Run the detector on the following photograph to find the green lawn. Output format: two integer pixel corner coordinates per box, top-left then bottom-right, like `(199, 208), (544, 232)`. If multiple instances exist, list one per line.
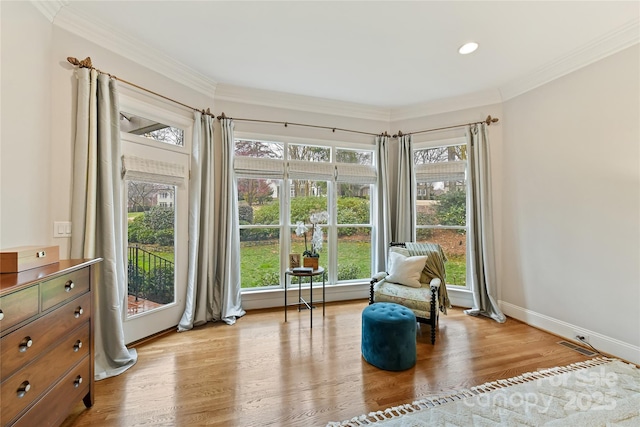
(239, 240), (465, 288)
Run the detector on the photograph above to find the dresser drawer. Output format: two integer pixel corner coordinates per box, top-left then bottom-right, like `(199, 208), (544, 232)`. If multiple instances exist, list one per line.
(0, 323), (90, 425)
(0, 285), (39, 334)
(1, 292), (91, 382)
(40, 268), (89, 311)
(12, 356), (91, 427)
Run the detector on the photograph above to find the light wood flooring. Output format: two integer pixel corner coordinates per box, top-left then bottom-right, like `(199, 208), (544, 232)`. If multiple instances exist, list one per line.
(61, 300), (595, 427)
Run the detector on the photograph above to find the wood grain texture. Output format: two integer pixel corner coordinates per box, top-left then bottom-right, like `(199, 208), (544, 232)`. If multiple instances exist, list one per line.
(61, 301), (594, 427)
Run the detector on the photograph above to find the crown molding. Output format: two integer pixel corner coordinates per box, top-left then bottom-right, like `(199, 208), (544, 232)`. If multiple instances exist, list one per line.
(500, 17), (640, 102)
(215, 84), (391, 122)
(30, 0), (68, 22)
(52, 6), (217, 97)
(389, 89), (503, 122)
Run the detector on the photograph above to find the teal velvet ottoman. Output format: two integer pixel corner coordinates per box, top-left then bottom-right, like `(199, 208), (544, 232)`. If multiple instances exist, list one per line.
(361, 302), (416, 371)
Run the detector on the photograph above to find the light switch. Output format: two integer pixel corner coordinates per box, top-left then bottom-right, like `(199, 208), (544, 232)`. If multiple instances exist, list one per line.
(54, 221), (72, 238)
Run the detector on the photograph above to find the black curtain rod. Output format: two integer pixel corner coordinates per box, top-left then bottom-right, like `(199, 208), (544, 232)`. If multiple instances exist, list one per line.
(216, 112), (382, 137)
(217, 112), (499, 139)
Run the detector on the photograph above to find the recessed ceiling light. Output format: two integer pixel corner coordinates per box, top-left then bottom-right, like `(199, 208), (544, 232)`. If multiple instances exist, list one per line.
(458, 42), (479, 55)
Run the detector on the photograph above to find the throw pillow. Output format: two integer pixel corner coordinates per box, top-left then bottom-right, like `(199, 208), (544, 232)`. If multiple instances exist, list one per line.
(386, 251), (428, 288)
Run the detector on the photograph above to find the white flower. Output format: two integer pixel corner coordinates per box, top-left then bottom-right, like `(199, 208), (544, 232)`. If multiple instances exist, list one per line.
(295, 221), (308, 236)
(311, 226), (323, 253)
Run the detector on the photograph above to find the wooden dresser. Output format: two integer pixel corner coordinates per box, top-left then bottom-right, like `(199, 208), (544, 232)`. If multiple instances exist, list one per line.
(0, 259), (101, 427)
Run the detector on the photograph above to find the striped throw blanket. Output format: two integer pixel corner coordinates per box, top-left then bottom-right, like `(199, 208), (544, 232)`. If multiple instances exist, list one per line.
(406, 242), (450, 314)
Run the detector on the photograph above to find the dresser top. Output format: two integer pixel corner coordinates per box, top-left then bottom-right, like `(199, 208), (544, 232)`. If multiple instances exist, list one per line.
(0, 259), (102, 295)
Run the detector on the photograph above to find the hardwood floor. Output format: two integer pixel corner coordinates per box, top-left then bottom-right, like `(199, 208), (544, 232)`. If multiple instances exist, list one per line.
(61, 300), (595, 427)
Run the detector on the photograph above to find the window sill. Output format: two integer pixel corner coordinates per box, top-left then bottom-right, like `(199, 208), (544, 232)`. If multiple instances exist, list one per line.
(241, 281), (369, 311)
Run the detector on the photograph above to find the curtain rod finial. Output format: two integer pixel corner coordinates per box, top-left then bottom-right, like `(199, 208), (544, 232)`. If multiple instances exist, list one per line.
(67, 56), (93, 68)
(485, 115), (499, 125)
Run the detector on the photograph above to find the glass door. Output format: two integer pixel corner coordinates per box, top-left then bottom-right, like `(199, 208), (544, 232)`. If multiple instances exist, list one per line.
(120, 109), (190, 343)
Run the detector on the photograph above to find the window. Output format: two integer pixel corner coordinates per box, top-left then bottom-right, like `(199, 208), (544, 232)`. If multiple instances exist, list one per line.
(235, 138), (376, 289)
(119, 91), (191, 344)
(414, 139), (468, 287)
(120, 112), (184, 146)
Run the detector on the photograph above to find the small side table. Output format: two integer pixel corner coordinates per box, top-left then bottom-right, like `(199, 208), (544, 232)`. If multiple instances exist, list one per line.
(284, 267), (325, 328)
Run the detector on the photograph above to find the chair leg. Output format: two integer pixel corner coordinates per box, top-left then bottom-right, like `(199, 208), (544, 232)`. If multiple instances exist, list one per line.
(431, 321), (436, 344)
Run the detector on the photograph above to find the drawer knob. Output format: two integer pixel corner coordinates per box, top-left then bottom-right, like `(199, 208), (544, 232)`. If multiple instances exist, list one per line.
(19, 336), (33, 352)
(0, 309), (4, 321)
(74, 307), (84, 318)
(17, 381), (31, 398)
(65, 280), (75, 292)
(74, 376), (83, 388)
(73, 340), (83, 352)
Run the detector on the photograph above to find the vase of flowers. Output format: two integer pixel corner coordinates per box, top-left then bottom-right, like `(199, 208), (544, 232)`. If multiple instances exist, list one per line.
(295, 211), (329, 269)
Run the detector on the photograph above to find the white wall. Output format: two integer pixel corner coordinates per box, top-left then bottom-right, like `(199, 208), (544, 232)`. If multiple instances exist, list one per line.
(0, 1), (53, 248)
(500, 45), (640, 363)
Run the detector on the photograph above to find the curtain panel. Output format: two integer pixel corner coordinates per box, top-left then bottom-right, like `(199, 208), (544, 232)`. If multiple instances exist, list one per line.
(464, 124), (505, 323)
(374, 135), (391, 271)
(395, 134), (415, 242)
(70, 68), (137, 380)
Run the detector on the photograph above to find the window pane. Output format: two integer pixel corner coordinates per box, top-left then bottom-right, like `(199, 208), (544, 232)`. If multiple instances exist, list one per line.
(235, 139), (284, 159)
(336, 227), (371, 281)
(416, 228), (466, 286)
(414, 145), (466, 166)
(288, 144), (330, 162)
(120, 112), (184, 146)
(238, 178), (279, 223)
(336, 148), (373, 165)
(337, 191), (370, 224)
(127, 181), (176, 316)
(416, 188), (466, 226)
(239, 229), (280, 288)
(290, 180), (328, 223)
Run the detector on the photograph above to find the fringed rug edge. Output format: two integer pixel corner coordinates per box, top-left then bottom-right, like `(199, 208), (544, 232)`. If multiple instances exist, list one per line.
(327, 357), (623, 427)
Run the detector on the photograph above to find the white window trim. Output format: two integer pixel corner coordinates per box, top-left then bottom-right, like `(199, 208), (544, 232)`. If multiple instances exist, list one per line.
(412, 136), (470, 291)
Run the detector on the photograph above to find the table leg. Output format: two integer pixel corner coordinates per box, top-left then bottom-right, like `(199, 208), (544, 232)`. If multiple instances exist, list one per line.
(284, 273), (287, 322)
(310, 275), (313, 329)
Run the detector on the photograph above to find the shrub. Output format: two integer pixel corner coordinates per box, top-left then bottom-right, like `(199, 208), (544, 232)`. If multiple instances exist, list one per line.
(435, 190), (466, 227)
(258, 271), (280, 287)
(337, 263), (360, 281)
(238, 204), (253, 224)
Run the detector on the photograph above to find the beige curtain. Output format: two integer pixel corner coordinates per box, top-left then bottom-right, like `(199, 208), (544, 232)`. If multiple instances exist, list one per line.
(70, 68), (137, 379)
(179, 116), (245, 329)
(178, 112), (215, 330)
(464, 124), (505, 323)
(374, 135), (391, 271)
(395, 134), (415, 242)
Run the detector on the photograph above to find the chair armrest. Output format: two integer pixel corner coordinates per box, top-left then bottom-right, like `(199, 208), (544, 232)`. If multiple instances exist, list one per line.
(429, 278), (441, 290)
(369, 272), (388, 305)
(371, 272), (388, 283)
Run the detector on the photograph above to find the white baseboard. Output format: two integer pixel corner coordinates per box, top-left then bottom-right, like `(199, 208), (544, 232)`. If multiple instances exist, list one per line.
(499, 301), (640, 365)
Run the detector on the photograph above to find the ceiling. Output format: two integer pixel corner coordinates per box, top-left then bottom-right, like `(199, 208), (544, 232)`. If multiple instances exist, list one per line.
(54, 1), (639, 109)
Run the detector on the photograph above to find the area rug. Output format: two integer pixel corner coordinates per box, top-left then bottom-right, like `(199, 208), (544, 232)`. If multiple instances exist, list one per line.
(328, 358), (640, 426)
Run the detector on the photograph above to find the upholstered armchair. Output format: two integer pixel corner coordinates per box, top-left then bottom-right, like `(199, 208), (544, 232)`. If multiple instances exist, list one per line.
(369, 242), (450, 344)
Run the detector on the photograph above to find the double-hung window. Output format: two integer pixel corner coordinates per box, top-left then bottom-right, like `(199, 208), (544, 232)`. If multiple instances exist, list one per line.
(234, 137), (376, 289)
(413, 137), (468, 287)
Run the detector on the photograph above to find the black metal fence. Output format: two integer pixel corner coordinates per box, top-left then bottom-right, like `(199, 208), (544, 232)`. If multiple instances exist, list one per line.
(127, 245), (175, 305)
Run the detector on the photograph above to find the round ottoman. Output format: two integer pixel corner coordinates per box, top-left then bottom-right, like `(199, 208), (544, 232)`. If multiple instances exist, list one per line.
(361, 302), (416, 371)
